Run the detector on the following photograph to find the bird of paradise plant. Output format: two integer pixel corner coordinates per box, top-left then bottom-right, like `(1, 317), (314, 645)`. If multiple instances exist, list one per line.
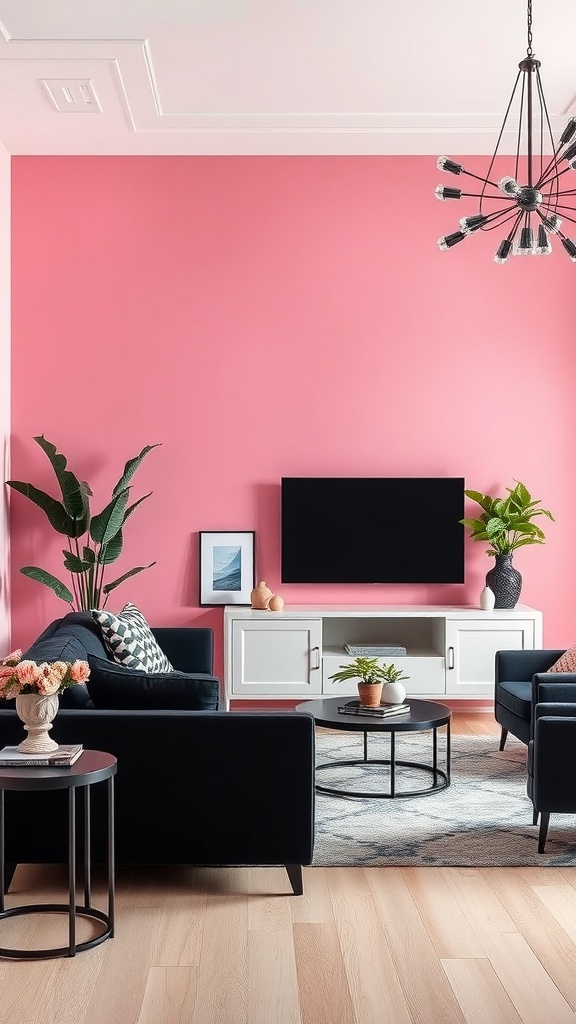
(6, 435), (159, 610)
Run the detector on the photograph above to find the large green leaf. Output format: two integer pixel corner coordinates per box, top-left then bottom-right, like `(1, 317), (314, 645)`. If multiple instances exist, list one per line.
(112, 445), (160, 497)
(20, 566), (74, 604)
(6, 481), (78, 536)
(62, 550), (93, 573)
(34, 435), (90, 529)
(123, 492), (152, 523)
(90, 489), (129, 546)
(97, 531), (123, 565)
(103, 562), (156, 594)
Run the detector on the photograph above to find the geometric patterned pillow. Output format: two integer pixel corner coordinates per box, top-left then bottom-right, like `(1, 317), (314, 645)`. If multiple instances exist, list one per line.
(548, 644), (576, 673)
(92, 603), (173, 673)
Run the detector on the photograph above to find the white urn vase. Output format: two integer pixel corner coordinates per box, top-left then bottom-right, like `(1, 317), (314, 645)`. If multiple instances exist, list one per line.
(15, 693), (60, 753)
(381, 681), (407, 705)
(479, 585), (496, 611)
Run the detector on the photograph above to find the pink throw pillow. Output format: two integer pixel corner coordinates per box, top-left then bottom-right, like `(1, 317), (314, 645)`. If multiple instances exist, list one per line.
(548, 645), (576, 673)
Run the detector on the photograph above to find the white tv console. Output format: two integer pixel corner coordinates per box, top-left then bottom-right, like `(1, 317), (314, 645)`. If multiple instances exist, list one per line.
(223, 604), (542, 706)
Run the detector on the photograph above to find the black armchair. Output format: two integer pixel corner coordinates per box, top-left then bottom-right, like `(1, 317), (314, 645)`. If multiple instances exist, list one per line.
(494, 649), (569, 748)
(527, 699), (576, 852)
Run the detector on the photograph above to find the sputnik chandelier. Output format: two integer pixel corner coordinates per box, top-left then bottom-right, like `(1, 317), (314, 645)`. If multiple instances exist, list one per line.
(436, 0), (576, 263)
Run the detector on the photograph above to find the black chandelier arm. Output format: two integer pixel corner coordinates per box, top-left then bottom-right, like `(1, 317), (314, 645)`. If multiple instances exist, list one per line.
(480, 69), (523, 204)
(540, 207), (576, 225)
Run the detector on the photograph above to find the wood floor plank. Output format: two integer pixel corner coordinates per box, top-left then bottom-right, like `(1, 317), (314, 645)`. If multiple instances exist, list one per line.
(403, 867), (486, 958)
(442, 958), (523, 1024)
(136, 967), (199, 1024)
(293, 921), (356, 1024)
(248, 929), (302, 1024)
(482, 869), (576, 1011)
(364, 868), (466, 1023)
(330, 894), (413, 1024)
(289, 867), (334, 925)
(442, 867), (517, 935)
(532, 883), (576, 946)
(190, 891), (248, 1024)
(479, 930), (575, 1024)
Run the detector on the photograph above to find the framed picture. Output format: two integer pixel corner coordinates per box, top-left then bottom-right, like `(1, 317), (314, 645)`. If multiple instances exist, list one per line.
(199, 531), (255, 606)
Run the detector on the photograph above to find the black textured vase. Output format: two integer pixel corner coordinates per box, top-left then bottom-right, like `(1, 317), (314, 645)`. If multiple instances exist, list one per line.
(485, 554), (522, 609)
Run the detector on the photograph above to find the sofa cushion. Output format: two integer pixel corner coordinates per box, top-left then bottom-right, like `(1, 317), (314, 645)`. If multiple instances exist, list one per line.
(548, 645), (576, 674)
(22, 611), (109, 709)
(93, 604), (173, 673)
(86, 656), (219, 710)
(496, 679), (532, 720)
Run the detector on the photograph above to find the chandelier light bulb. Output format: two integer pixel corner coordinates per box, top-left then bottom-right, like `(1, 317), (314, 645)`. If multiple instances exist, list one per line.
(540, 213), (562, 233)
(435, 186), (462, 200)
(459, 214), (488, 234)
(534, 225), (552, 255)
(494, 239), (513, 264)
(499, 177), (521, 196)
(559, 117), (576, 145)
(437, 156), (463, 175)
(437, 231), (466, 251)
(561, 237), (576, 262)
(514, 227), (535, 255)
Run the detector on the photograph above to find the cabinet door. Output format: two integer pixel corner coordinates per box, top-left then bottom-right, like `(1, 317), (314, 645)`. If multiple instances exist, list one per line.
(231, 619), (322, 696)
(445, 619), (535, 696)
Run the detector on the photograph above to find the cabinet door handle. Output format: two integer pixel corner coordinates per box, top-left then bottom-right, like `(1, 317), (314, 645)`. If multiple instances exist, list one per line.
(310, 646), (320, 670)
(447, 646), (455, 670)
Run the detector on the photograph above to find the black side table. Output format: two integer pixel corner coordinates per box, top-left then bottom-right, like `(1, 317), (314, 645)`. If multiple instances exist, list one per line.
(0, 750), (117, 959)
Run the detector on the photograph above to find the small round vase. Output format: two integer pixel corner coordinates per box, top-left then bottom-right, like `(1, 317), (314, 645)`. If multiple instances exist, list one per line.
(485, 554), (522, 609)
(479, 585), (496, 611)
(15, 693), (60, 753)
(357, 681), (384, 707)
(381, 681), (407, 705)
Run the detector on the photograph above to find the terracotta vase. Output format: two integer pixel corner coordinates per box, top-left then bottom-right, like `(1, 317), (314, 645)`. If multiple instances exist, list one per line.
(15, 693), (60, 753)
(357, 681), (384, 707)
(250, 582), (273, 609)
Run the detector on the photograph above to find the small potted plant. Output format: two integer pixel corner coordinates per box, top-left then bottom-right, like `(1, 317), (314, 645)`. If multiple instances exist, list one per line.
(329, 656), (409, 707)
(380, 663), (410, 704)
(460, 479), (554, 608)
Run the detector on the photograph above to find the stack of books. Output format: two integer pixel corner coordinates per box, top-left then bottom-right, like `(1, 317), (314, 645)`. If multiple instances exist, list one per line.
(338, 700), (410, 718)
(0, 744), (84, 767)
(343, 643), (407, 657)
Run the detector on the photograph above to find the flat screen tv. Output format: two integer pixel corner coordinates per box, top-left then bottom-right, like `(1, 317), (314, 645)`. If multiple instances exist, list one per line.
(281, 477), (465, 584)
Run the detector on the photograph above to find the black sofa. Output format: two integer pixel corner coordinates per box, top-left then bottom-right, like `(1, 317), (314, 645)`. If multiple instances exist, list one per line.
(494, 648), (567, 747)
(0, 612), (316, 895)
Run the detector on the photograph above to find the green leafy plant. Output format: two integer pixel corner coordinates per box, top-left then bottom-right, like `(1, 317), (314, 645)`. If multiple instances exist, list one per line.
(6, 435), (160, 610)
(329, 656), (409, 686)
(460, 479), (554, 557)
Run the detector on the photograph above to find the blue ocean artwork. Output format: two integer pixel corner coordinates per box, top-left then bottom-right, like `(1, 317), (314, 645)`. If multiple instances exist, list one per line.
(212, 545), (242, 591)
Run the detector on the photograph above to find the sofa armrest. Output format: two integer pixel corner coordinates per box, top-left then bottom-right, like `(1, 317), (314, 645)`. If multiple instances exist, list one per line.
(151, 627), (214, 674)
(532, 706), (576, 811)
(495, 649), (565, 685)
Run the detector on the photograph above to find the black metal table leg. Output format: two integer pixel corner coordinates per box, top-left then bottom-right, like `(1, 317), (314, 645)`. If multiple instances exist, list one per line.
(68, 786), (76, 956)
(108, 776), (115, 936)
(433, 727), (438, 787)
(390, 731), (396, 798)
(0, 790), (4, 914)
(84, 786), (91, 909)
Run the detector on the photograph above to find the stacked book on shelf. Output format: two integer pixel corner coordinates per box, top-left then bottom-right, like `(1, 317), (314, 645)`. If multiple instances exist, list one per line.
(0, 744), (84, 767)
(338, 700), (410, 718)
(343, 643), (407, 657)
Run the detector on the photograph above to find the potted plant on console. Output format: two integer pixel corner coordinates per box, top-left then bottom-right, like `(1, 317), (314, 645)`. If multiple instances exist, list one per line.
(460, 479), (554, 609)
(329, 657), (410, 707)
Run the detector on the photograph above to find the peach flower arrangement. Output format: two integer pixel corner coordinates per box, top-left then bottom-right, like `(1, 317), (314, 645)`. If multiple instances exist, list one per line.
(0, 649), (90, 698)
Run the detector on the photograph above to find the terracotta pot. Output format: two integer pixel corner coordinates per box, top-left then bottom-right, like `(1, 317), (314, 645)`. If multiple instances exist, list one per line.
(357, 681), (384, 707)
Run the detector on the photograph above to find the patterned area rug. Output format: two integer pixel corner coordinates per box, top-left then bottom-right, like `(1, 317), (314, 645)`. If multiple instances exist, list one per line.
(313, 729), (576, 866)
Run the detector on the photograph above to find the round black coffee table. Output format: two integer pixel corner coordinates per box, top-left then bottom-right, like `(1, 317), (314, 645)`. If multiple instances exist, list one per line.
(295, 697), (451, 799)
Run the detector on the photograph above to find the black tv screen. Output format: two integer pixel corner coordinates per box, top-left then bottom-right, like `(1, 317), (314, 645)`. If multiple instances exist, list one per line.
(281, 477), (465, 584)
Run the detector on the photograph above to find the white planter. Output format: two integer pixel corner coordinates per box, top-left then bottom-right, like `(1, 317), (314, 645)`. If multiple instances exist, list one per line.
(479, 586), (496, 611)
(381, 681), (407, 705)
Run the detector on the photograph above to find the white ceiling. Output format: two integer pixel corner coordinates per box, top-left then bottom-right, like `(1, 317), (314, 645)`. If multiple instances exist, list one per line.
(0, 0), (574, 156)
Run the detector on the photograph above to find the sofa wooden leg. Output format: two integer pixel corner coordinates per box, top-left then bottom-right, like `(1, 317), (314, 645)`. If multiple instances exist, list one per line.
(538, 813), (550, 854)
(499, 727), (509, 751)
(285, 864), (303, 895)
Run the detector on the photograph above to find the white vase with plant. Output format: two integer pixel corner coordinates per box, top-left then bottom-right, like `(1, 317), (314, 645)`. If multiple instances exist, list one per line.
(379, 663), (410, 704)
(329, 656), (410, 708)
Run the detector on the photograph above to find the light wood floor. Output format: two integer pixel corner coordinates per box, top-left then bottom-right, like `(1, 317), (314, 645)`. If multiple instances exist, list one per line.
(2, 714), (576, 1024)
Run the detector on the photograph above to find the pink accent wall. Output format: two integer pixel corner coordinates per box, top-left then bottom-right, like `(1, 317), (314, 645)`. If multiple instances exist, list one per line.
(9, 156), (576, 676)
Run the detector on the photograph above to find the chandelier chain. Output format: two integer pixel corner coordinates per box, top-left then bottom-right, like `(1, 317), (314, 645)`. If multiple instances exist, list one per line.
(527, 0), (533, 55)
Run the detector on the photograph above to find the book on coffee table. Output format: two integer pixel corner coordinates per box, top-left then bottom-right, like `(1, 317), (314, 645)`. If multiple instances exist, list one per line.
(337, 700), (410, 718)
(0, 744), (83, 767)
